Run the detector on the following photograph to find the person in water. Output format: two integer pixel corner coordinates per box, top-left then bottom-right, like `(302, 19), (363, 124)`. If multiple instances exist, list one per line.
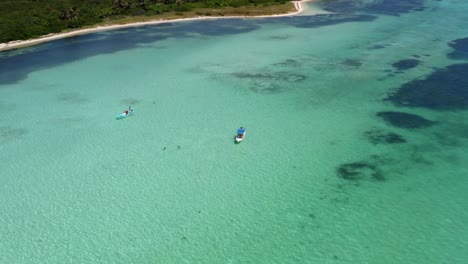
(124, 106), (133, 115)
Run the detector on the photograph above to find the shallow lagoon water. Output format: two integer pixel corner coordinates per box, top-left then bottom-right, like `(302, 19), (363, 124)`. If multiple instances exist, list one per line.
(1, 0), (468, 263)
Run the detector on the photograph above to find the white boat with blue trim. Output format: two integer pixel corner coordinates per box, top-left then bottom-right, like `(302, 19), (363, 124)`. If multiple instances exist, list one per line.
(234, 127), (246, 143)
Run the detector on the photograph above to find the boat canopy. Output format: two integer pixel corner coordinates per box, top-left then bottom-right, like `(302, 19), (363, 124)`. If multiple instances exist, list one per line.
(237, 128), (245, 134)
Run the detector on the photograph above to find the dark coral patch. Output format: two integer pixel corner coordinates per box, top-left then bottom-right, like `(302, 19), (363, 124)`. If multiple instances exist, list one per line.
(0, 102), (15, 112)
(232, 72), (306, 82)
(268, 35), (290, 40)
(363, 0), (426, 16)
(272, 59), (301, 67)
(365, 129), (406, 144)
(341, 59), (362, 68)
(188, 19), (260, 36)
(316, 0), (362, 13)
(263, 0), (423, 32)
(368, 44), (386, 50)
(317, 0), (426, 16)
(385, 64), (468, 110)
(249, 85), (282, 94)
(120, 98), (141, 105)
(377, 111), (436, 129)
(261, 13), (377, 29)
(296, 14), (377, 28)
(337, 162), (384, 181)
(391, 59), (420, 71)
(447, 37), (468, 59)
(0, 19), (260, 85)
(230, 70), (306, 94)
(0, 127), (28, 144)
(57, 93), (88, 104)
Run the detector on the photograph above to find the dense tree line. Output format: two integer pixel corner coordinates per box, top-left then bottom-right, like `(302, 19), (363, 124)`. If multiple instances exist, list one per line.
(0, 0), (287, 43)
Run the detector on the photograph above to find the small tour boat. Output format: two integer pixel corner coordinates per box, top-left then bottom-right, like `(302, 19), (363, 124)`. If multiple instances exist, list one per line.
(234, 127), (246, 143)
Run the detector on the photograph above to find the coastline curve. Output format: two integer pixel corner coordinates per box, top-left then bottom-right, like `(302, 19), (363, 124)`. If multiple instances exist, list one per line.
(0, 0), (315, 52)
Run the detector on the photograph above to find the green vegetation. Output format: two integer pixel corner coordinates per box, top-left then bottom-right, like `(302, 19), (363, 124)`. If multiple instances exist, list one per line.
(0, 0), (293, 43)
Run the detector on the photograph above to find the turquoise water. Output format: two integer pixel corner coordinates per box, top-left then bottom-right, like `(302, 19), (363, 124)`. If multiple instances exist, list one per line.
(1, 0), (468, 263)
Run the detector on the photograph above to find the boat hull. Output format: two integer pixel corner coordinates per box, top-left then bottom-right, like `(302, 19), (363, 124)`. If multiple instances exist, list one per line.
(234, 131), (246, 143)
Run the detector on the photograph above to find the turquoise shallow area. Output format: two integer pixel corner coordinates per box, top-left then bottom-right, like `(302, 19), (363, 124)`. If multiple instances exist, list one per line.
(1, 0), (468, 263)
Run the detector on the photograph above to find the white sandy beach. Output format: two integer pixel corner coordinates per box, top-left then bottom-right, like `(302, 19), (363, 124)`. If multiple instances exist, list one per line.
(0, 0), (323, 52)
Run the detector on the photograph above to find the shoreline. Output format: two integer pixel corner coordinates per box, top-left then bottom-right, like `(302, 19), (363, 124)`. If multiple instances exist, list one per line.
(0, 0), (313, 52)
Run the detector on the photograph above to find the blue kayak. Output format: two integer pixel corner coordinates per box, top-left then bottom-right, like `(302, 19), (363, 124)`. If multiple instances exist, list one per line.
(116, 109), (134, 120)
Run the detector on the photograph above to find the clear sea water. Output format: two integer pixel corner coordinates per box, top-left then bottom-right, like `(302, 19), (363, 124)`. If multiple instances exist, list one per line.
(1, 0), (468, 263)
